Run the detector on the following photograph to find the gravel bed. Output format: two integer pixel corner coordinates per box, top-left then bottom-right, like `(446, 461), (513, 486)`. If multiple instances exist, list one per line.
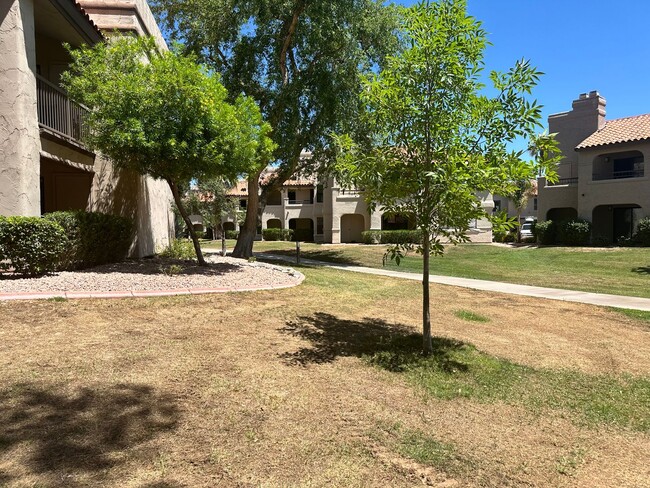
(0, 256), (303, 294)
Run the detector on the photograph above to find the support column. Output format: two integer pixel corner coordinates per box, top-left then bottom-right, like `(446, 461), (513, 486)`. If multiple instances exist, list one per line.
(0, 0), (40, 216)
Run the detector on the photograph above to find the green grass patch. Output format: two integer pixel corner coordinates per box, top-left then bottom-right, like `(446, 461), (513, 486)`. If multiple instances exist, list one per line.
(365, 334), (650, 432)
(209, 240), (650, 299)
(611, 308), (650, 323)
(454, 310), (489, 323)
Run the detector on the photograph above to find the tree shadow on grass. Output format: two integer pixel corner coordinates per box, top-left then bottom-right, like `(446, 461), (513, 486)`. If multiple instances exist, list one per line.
(0, 383), (179, 480)
(631, 266), (650, 274)
(279, 312), (467, 373)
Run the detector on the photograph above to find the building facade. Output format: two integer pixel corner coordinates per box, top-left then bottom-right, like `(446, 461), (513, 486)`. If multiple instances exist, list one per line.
(223, 170), (495, 244)
(0, 0), (174, 256)
(537, 91), (650, 243)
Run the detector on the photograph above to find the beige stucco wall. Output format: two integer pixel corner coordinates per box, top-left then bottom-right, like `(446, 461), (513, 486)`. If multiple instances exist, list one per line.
(0, 0), (41, 216)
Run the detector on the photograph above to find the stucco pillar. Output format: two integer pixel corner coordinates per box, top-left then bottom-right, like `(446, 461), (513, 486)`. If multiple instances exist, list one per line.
(0, 0), (41, 216)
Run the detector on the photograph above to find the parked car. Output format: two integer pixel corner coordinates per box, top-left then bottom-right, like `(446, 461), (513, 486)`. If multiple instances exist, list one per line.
(520, 218), (536, 239)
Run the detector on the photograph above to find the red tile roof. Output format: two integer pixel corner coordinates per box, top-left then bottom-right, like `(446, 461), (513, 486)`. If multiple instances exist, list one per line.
(226, 173), (316, 196)
(576, 114), (650, 150)
(71, 0), (104, 38)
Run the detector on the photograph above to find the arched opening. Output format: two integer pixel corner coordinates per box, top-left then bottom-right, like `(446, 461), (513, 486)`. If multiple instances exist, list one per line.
(266, 218), (282, 229)
(592, 204), (642, 244)
(223, 222), (236, 232)
(592, 150), (644, 181)
(341, 214), (365, 243)
(289, 218), (314, 241)
(381, 213), (414, 230)
(546, 207), (578, 222)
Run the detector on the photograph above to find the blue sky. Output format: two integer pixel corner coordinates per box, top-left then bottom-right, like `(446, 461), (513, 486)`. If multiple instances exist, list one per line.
(398, 0), (650, 128)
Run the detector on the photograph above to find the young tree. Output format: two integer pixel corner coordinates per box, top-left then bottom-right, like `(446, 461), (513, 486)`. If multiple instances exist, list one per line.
(179, 178), (238, 239)
(333, 0), (558, 355)
(152, 0), (400, 257)
(62, 37), (274, 265)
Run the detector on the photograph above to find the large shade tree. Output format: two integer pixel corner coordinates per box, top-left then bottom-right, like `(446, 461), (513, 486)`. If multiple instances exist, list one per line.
(152, 0), (400, 257)
(334, 0), (558, 354)
(62, 37), (274, 264)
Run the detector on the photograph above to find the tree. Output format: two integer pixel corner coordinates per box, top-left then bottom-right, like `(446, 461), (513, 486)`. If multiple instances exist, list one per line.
(152, 0), (400, 257)
(62, 37), (274, 265)
(510, 179), (536, 242)
(178, 178), (238, 239)
(333, 0), (558, 355)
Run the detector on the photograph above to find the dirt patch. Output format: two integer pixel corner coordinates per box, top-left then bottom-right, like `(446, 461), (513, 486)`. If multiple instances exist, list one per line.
(0, 267), (648, 486)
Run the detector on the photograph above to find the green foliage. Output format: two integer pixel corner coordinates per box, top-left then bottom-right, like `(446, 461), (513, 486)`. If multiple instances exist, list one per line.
(634, 217), (650, 246)
(62, 37), (275, 264)
(159, 239), (196, 260)
(262, 228), (293, 241)
(0, 216), (68, 276)
(361, 230), (423, 245)
(225, 230), (240, 240)
(557, 219), (592, 246)
(332, 0), (557, 353)
(44, 211), (133, 269)
(535, 220), (556, 245)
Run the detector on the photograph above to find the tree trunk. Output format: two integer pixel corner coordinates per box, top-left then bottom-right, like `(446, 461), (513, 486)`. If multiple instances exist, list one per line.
(167, 179), (207, 266)
(517, 211), (522, 243)
(232, 172), (261, 259)
(422, 237), (432, 355)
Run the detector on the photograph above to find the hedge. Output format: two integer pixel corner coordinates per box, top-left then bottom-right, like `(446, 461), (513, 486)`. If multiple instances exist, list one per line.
(225, 230), (239, 240)
(361, 229), (423, 245)
(0, 216), (68, 276)
(44, 210), (133, 269)
(263, 228), (293, 241)
(534, 220), (556, 245)
(635, 217), (650, 246)
(557, 219), (591, 246)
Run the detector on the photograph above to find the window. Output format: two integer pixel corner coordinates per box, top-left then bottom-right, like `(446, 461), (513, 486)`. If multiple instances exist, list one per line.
(494, 200), (501, 212)
(533, 198), (538, 211)
(316, 184), (324, 203)
(288, 190), (296, 203)
(317, 217), (324, 235)
(240, 199), (247, 208)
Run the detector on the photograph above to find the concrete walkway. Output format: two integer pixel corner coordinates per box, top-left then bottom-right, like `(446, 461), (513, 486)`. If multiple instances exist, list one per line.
(257, 253), (650, 312)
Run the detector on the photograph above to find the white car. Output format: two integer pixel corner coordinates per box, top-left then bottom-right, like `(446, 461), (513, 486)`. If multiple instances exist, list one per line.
(520, 219), (536, 239)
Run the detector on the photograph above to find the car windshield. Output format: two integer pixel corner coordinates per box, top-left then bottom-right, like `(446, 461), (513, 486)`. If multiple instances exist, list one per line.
(522, 223), (532, 230)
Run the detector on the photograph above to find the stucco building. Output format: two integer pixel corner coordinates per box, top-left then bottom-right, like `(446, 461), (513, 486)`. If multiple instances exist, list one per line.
(0, 0), (174, 256)
(222, 168), (494, 244)
(537, 91), (650, 243)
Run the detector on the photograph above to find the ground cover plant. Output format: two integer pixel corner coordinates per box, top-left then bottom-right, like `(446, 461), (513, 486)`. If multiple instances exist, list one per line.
(1, 266), (650, 486)
(208, 240), (650, 298)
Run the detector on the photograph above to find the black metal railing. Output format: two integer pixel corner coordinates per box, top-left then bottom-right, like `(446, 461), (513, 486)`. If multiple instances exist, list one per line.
(593, 167), (644, 181)
(36, 74), (89, 144)
(286, 199), (313, 205)
(547, 177), (578, 186)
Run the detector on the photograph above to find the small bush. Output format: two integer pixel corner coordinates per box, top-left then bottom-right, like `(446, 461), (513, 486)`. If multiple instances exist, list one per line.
(535, 220), (556, 245)
(263, 228), (293, 241)
(591, 234), (611, 247)
(361, 230), (422, 245)
(159, 239), (196, 260)
(0, 216), (68, 276)
(503, 232), (516, 243)
(634, 218), (650, 246)
(492, 229), (506, 243)
(225, 230), (239, 240)
(557, 219), (591, 246)
(44, 211), (133, 269)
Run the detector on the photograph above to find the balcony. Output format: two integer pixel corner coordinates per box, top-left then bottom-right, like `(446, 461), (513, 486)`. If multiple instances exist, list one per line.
(547, 177), (578, 186)
(593, 167), (644, 181)
(36, 74), (89, 145)
(285, 199), (313, 205)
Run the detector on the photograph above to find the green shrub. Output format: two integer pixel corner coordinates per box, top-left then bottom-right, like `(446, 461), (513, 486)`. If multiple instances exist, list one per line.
(634, 218), (650, 246)
(535, 220), (556, 245)
(492, 229), (506, 243)
(0, 216), (68, 276)
(263, 228), (293, 241)
(225, 230), (239, 240)
(361, 229), (422, 245)
(503, 232), (516, 243)
(159, 239), (196, 260)
(44, 211), (133, 269)
(557, 219), (591, 246)
(591, 235), (610, 247)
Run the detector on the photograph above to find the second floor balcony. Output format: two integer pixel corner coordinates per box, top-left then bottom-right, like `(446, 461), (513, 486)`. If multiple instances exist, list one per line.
(592, 151), (644, 182)
(36, 74), (90, 146)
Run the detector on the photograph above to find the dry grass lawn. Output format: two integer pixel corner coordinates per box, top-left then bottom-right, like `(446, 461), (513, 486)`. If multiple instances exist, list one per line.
(1, 266), (649, 487)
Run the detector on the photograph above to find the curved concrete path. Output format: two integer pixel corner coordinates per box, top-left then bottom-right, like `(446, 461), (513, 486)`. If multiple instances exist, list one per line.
(257, 253), (650, 312)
